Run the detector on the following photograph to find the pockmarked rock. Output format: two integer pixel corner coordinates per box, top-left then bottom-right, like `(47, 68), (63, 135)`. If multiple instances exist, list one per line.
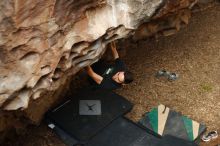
(0, 0), (208, 140)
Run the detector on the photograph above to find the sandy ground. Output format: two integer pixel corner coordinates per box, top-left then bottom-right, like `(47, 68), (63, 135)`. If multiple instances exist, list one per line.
(3, 3), (220, 146)
(118, 3), (220, 146)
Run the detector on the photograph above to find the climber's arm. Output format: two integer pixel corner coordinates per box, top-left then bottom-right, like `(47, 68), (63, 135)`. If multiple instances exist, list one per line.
(110, 41), (119, 59)
(86, 66), (103, 84)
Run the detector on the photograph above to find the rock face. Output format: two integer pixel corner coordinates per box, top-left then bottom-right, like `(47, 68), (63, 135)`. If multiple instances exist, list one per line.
(0, 0), (161, 111)
(0, 0), (198, 111)
(0, 0), (205, 139)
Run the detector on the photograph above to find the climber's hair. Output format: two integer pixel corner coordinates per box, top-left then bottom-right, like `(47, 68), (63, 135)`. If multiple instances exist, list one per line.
(124, 71), (134, 84)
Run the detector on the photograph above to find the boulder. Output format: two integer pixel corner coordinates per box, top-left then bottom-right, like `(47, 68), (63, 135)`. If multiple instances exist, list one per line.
(0, 0), (208, 140)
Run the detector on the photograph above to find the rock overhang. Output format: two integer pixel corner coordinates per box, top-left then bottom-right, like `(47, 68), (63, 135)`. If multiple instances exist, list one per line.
(0, 0), (205, 124)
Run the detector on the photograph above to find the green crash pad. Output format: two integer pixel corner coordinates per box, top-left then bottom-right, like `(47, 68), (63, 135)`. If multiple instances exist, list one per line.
(138, 104), (206, 142)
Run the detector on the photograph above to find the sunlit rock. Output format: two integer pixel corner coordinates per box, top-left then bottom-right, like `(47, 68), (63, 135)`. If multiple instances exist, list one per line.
(0, 0), (169, 110)
(0, 0), (207, 140)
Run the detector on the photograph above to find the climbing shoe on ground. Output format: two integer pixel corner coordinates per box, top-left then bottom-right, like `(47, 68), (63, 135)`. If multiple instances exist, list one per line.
(202, 131), (218, 142)
(156, 70), (170, 77)
(168, 73), (179, 81)
(156, 70), (179, 81)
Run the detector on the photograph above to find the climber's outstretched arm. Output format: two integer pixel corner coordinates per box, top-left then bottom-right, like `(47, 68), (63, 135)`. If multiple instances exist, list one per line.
(86, 66), (103, 84)
(110, 41), (119, 60)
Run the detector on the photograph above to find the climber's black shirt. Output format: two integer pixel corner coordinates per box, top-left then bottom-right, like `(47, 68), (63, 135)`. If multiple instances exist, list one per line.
(90, 58), (126, 90)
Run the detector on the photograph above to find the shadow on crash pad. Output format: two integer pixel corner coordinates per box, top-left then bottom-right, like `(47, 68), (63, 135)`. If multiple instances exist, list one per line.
(45, 88), (133, 144)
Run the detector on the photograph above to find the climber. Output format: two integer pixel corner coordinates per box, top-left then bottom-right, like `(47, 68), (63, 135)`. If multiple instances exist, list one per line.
(86, 41), (134, 90)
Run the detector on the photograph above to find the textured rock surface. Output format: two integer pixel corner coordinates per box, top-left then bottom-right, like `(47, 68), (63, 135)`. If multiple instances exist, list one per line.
(0, 0), (208, 140)
(0, 0), (199, 111)
(0, 0), (162, 111)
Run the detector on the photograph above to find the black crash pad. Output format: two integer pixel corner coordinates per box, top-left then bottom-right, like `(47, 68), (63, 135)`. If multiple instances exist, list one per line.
(155, 135), (198, 146)
(86, 117), (198, 146)
(47, 123), (78, 146)
(46, 89), (133, 144)
(86, 117), (160, 146)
